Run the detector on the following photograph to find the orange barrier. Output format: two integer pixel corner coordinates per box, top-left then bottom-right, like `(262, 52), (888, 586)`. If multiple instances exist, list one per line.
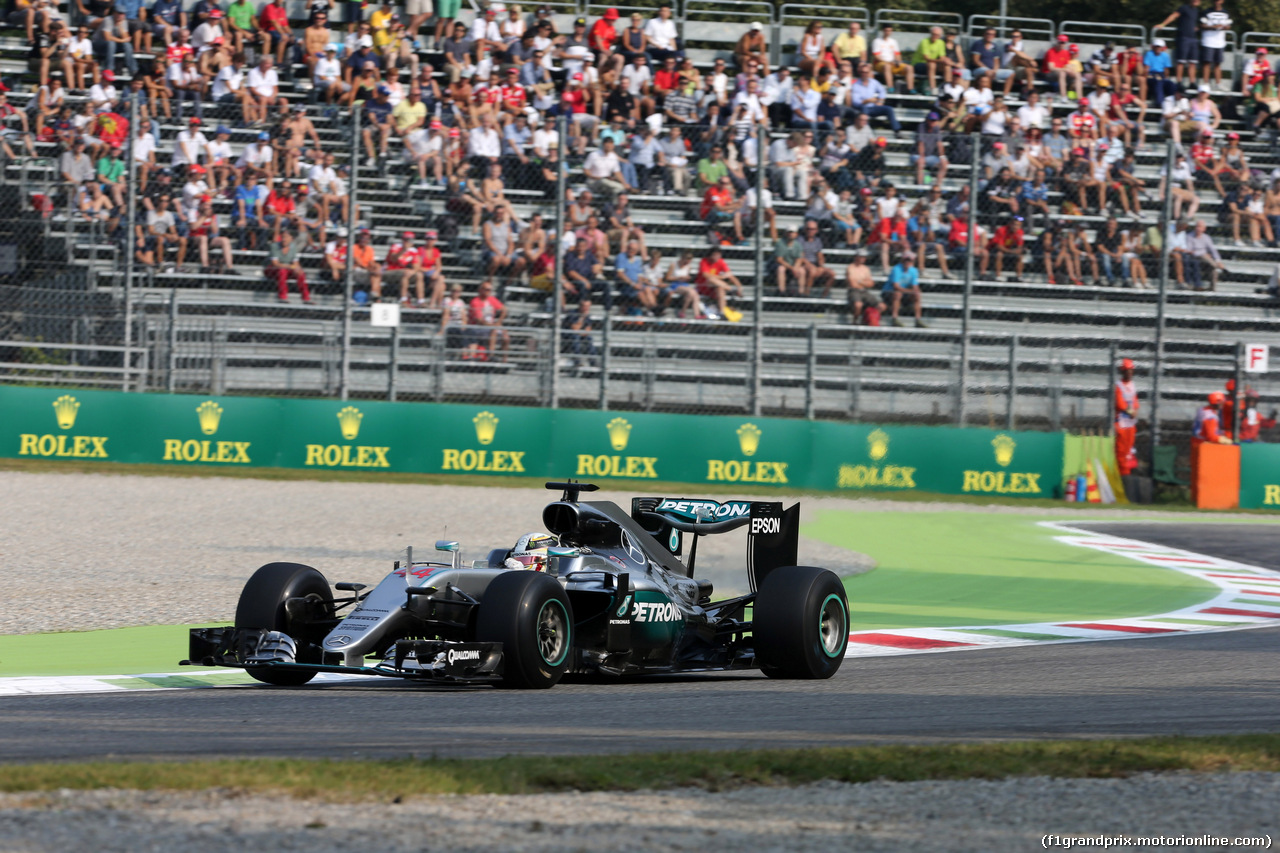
(1191, 443), (1241, 510)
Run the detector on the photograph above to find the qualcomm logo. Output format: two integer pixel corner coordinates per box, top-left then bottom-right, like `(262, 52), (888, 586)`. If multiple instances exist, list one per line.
(446, 648), (481, 665)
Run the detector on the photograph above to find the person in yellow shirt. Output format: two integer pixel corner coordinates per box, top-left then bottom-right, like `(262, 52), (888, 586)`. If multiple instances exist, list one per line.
(370, 0), (395, 50)
(831, 20), (867, 65)
(912, 25), (947, 95)
(391, 85), (427, 135)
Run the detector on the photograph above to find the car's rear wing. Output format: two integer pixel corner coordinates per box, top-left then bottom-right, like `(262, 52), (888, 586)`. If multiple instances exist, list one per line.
(631, 497), (799, 591)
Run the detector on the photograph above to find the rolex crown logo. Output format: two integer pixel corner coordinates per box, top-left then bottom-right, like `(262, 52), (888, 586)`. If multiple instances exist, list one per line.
(737, 423), (762, 457)
(606, 417), (632, 451)
(52, 395), (80, 430)
(337, 406), (363, 441)
(196, 400), (223, 435)
(992, 433), (1016, 467)
(867, 428), (889, 461)
(473, 410), (499, 445)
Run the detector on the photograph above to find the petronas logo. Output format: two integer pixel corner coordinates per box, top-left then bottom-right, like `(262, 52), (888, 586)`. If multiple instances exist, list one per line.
(736, 423), (761, 457)
(52, 395), (80, 429)
(196, 401), (223, 435)
(473, 411), (499, 445)
(992, 434), (1016, 467)
(867, 429), (889, 461)
(337, 406), (363, 441)
(606, 417), (632, 451)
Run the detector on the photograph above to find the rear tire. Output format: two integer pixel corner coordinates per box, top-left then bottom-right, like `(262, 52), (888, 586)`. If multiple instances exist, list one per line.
(753, 566), (848, 679)
(475, 571), (573, 689)
(235, 561), (333, 686)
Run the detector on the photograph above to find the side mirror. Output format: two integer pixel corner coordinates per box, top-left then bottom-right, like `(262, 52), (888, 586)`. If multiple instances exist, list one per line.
(435, 540), (461, 570)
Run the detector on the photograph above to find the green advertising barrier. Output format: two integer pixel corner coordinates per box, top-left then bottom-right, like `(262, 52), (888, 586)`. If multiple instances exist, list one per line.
(1238, 443), (1280, 509)
(0, 385), (1066, 498)
(809, 422), (1065, 497)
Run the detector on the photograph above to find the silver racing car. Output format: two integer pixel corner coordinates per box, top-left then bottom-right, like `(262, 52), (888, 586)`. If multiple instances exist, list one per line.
(183, 482), (850, 689)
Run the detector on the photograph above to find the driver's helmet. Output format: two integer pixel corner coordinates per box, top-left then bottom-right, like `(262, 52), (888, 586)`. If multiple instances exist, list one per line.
(505, 531), (558, 571)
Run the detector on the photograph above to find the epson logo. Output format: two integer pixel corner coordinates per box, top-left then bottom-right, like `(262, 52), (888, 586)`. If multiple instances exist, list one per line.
(446, 648), (481, 665)
(632, 601), (680, 623)
(751, 517), (781, 535)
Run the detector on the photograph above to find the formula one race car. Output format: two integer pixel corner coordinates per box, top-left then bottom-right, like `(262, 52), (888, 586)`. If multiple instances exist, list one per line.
(182, 482), (849, 689)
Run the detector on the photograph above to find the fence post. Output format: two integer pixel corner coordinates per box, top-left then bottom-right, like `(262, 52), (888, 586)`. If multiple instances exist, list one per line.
(805, 323), (816, 420)
(751, 122), (765, 416)
(167, 287), (178, 393)
(122, 95), (139, 392)
(387, 325), (400, 402)
(957, 132), (979, 426)
(1233, 341), (1245, 442)
(340, 106), (360, 401)
(1149, 138), (1175, 468)
(550, 113), (567, 409)
(599, 315), (611, 411)
(1006, 334), (1017, 430)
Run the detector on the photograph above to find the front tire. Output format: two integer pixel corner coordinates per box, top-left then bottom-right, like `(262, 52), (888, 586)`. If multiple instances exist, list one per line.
(235, 561), (333, 686)
(475, 571), (573, 689)
(753, 566), (848, 679)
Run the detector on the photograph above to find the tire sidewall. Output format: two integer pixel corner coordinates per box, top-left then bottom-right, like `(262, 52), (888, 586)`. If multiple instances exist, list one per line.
(754, 566), (848, 679)
(235, 561), (332, 686)
(476, 571), (574, 689)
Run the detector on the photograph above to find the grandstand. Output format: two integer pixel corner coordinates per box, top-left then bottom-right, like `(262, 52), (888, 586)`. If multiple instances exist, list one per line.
(1, 0), (1278, 448)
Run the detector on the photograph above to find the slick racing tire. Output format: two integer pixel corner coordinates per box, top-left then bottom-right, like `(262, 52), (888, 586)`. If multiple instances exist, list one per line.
(476, 570), (573, 689)
(753, 566), (848, 679)
(235, 562), (333, 686)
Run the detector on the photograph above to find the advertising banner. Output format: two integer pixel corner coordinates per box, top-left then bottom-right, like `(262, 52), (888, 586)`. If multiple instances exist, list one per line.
(1237, 443), (1280, 509)
(0, 385), (1066, 498)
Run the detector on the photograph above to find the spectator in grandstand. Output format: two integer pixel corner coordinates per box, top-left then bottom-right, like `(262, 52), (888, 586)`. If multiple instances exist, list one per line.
(734, 21), (767, 75)
(469, 279), (510, 360)
(245, 55), (287, 125)
(1144, 39), (1176, 108)
(796, 21), (830, 78)
(789, 75), (830, 133)
(831, 21), (868, 67)
(850, 63), (900, 135)
(380, 231), (425, 305)
(1094, 217), (1128, 285)
(224, 0), (264, 56)
(1187, 83), (1222, 138)
(843, 250), (882, 324)
(969, 28), (1012, 91)
(1158, 149), (1201, 219)
(1228, 182), (1274, 247)
(561, 297), (598, 365)
(1001, 29), (1038, 97)
(437, 281), (470, 348)
(883, 252), (924, 327)
(770, 226), (807, 295)
(983, 216), (1025, 283)
(1249, 71), (1280, 136)
(232, 169), (267, 247)
(795, 218), (836, 297)
(1193, 0), (1231, 88)
(256, 0), (294, 65)
(644, 4), (681, 63)
(906, 201), (950, 278)
(1154, 0), (1202, 86)
(189, 198), (235, 274)
(563, 235), (604, 307)
(984, 164), (1021, 217)
(1042, 35), (1077, 103)
(870, 24), (912, 94)
(98, 9), (137, 77)
(362, 84), (394, 165)
(266, 229), (311, 302)
(694, 246), (743, 321)
(767, 131), (807, 202)
(912, 26), (946, 95)
(59, 136), (94, 187)
(615, 236), (659, 314)
(482, 205), (525, 286)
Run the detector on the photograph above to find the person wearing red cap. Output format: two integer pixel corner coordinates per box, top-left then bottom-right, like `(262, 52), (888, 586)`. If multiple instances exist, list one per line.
(588, 8), (622, 76)
(383, 231), (427, 306)
(1042, 35), (1077, 103)
(1114, 358), (1140, 474)
(1193, 391), (1232, 445)
(1245, 48), (1273, 90)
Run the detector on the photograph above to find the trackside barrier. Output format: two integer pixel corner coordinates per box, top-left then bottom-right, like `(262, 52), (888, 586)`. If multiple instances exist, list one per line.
(0, 385), (1067, 497)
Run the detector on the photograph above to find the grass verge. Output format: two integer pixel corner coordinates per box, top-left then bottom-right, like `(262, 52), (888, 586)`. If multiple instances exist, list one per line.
(3, 735), (1280, 798)
(0, 456), (1213, 511)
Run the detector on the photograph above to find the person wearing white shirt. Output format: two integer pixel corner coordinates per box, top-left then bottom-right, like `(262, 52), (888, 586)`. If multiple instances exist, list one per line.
(788, 75), (824, 129)
(172, 120), (208, 167)
(642, 4), (680, 62)
(1016, 90), (1048, 130)
(313, 47), (346, 102)
(237, 132), (275, 173)
(532, 124), (559, 158)
(245, 57), (286, 124)
(132, 127), (156, 190)
(469, 9), (501, 60)
(468, 114), (502, 162)
(87, 80), (118, 112)
(621, 55), (651, 97)
(583, 137), (629, 197)
(212, 58), (244, 101)
(870, 25), (914, 91)
(731, 78), (765, 122)
(743, 185), (776, 240)
(205, 125), (234, 191)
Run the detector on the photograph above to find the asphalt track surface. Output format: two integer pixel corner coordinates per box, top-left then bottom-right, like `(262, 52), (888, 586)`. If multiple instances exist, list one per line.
(4, 522), (1278, 762)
